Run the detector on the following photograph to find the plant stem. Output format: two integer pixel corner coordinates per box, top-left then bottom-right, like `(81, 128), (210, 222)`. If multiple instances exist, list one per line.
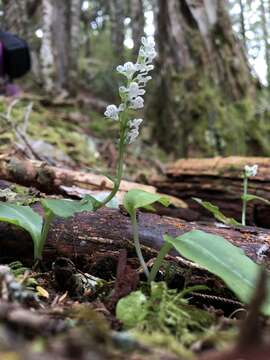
(36, 211), (54, 260)
(242, 174), (248, 226)
(98, 122), (126, 208)
(148, 242), (173, 283)
(131, 213), (150, 278)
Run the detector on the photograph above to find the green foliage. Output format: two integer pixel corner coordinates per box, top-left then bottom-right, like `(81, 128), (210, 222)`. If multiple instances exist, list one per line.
(193, 198), (240, 226)
(242, 194), (270, 205)
(0, 196), (99, 260)
(123, 189), (170, 278)
(123, 189), (170, 216)
(164, 230), (270, 315)
(0, 202), (43, 259)
(41, 197), (100, 218)
(116, 282), (214, 353)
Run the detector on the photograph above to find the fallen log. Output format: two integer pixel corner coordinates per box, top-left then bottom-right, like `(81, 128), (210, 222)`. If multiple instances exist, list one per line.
(0, 154), (156, 195)
(1, 207), (270, 272)
(152, 156), (270, 228)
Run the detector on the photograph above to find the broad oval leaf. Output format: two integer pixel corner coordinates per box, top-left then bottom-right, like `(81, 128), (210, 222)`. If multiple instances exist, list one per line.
(41, 197), (98, 218)
(193, 198), (240, 226)
(164, 230), (270, 315)
(0, 202), (42, 257)
(123, 189), (170, 216)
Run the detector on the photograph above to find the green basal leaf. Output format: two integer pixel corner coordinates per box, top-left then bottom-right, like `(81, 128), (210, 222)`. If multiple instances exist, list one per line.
(164, 230), (270, 315)
(116, 290), (147, 328)
(242, 194), (270, 205)
(41, 197), (98, 218)
(87, 192), (119, 208)
(0, 202), (43, 258)
(193, 198), (240, 226)
(123, 189), (170, 216)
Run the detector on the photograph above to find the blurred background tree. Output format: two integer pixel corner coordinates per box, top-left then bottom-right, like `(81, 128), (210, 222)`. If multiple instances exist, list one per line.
(0, 0), (270, 158)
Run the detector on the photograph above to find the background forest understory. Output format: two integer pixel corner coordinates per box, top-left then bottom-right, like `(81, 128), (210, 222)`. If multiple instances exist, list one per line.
(1, 0), (270, 160)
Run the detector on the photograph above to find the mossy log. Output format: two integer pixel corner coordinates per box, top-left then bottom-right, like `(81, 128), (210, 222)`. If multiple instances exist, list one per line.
(152, 156), (270, 228)
(1, 207), (270, 271)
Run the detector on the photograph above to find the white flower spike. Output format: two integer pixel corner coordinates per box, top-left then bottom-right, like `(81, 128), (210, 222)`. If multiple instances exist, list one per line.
(244, 164), (258, 177)
(104, 36), (156, 143)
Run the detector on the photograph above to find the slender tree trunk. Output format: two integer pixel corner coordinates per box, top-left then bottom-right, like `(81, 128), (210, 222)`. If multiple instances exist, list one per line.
(130, 0), (145, 57)
(40, 0), (55, 93)
(69, 0), (82, 85)
(51, 0), (70, 91)
(109, 0), (125, 61)
(239, 0), (247, 52)
(260, 0), (270, 86)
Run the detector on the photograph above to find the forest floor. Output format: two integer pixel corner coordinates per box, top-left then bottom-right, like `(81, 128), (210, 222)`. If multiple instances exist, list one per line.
(0, 94), (269, 360)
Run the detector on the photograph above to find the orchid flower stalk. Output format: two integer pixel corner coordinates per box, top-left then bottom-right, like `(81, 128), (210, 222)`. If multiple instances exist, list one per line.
(241, 164), (258, 226)
(99, 37), (157, 207)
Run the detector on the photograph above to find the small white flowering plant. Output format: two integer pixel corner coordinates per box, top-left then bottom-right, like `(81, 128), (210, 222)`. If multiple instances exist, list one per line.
(241, 164), (258, 225)
(101, 37), (157, 206)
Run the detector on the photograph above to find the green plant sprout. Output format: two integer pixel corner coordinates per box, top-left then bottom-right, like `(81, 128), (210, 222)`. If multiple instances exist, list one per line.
(0, 197), (99, 260)
(194, 164), (270, 227)
(123, 189), (170, 278)
(241, 164), (258, 225)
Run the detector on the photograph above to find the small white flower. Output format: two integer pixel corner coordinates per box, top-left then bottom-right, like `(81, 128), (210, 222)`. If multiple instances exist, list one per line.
(136, 74), (152, 86)
(120, 82), (145, 101)
(136, 63), (154, 73)
(245, 164), (258, 177)
(129, 118), (143, 128)
(128, 82), (145, 100)
(104, 104), (120, 120)
(116, 62), (138, 79)
(141, 36), (155, 49)
(130, 96), (144, 109)
(126, 128), (140, 144)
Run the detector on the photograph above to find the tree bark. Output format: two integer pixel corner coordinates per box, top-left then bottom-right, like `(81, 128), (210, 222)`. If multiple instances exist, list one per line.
(40, 0), (55, 93)
(109, 0), (125, 61)
(151, 0), (257, 156)
(1, 207), (269, 271)
(260, 0), (270, 86)
(69, 0), (82, 85)
(130, 0), (145, 57)
(152, 156), (270, 228)
(2, 0), (29, 38)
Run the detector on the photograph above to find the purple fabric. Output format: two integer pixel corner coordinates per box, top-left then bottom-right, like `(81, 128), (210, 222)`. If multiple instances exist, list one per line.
(5, 83), (20, 96)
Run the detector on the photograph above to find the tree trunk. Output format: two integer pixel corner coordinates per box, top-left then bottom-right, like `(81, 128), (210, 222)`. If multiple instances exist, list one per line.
(260, 0), (270, 86)
(239, 0), (247, 52)
(69, 0), (82, 86)
(109, 0), (125, 61)
(51, 0), (70, 91)
(130, 0), (145, 57)
(151, 0), (257, 156)
(40, 0), (55, 93)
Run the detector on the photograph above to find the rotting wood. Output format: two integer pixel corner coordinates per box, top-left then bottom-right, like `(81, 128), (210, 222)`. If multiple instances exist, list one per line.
(152, 156), (270, 227)
(0, 154), (156, 195)
(1, 207), (270, 272)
